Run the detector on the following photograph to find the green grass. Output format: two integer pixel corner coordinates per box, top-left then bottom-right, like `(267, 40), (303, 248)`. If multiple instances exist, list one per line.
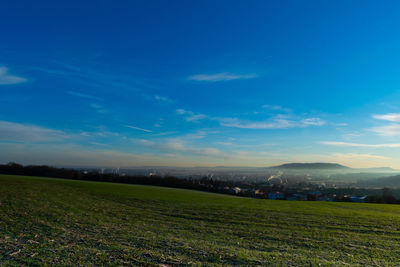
(1, 175), (400, 266)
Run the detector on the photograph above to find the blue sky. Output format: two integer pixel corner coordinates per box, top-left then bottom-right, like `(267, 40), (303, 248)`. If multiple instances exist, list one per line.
(2, 1), (400, 167)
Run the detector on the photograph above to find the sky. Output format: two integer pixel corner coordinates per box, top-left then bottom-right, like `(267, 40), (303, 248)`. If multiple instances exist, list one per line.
(2, 1), (400, 168)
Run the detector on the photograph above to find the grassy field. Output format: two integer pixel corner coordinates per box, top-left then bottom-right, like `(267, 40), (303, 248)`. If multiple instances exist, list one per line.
(1, 175), (400, 266)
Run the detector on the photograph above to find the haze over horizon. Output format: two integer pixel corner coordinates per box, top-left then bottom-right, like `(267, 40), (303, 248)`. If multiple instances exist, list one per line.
(2, 1), (400, 168)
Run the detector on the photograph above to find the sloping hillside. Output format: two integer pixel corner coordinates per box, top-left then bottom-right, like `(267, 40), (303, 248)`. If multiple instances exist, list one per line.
(1, 174), (400, 265)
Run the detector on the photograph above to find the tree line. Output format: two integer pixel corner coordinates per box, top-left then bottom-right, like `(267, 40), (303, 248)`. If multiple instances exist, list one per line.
(0, 162), (255, 194)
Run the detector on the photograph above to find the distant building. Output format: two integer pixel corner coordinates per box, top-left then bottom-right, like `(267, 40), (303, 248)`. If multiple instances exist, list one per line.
(268, 192), (285, 200)
(350, 196), (368, 203)
(247, 189), (264, 198)
(287, 193), (307, 201)
(228, 187), (241, 194)
(254, 189), (263, 195)
(317, 195), (333, 201)
(307, 191), (322, 201)
(308, 191), (321, 196)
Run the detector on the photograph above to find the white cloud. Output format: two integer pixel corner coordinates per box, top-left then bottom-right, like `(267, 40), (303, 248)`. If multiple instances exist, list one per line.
(151, 131), (178, 136)
(186, 114), (208, 122)
(333, 122), (348, 127)
(176, 109), (186, 115)
(133, 138), (224, 157)
(369, 113), (400, 135)
(177, 108), (325, 129)
(219, 118), (293, 129)
(262, 105), (291, 113)
(369, 124), (400, 136)
(332, 153), (389, 160)
(179, 130), (219, 140)
(154, 95), (174, 104)
(372, 113), (400, 122)
(164, 141), (186, 151)
(0, 121), (67, 142)
(123, 124), (153, 133)
(342, 132), (363, 140)
(89, 103), (108, 113)
(214, 141), (234, 146)
(136, 139), (156, 146)
(187, 72), (257, 82)
(176, 109), (207, 122)
(301, 118), (325, 126)
(321, 141), (400, 148)
(0, 67), (27, 85)
(219, 117), (325, 129)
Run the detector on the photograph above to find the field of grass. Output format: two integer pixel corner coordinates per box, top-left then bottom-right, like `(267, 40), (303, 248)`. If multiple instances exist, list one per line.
(1, 174), (400, 265)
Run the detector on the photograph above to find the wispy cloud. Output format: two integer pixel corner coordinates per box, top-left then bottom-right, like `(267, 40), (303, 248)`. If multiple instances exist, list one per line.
(174, 129), (220, 140)
(369, 124), (400, 136)
(301, 118), (325, 126)
(333, 122), (348, 127)
(342, 132), (363, 140)
(124, 124), (153, 133)
(219, 118), (292, 129)
(0, 121), (67, 143)
(368, 113), (400, 136)
(89, 103), (108, 113)
(372, 113), (400, 122)
(176, 109), (207, 122)
(187, 72), (257, 82)
(154, 95), (174, 104)
(150, 131), (178, 136)
(321, 141), (400, 148)
(67, 91), (102, 100)
(219, 117), (325, 129)
(262, 105), (291, 113)
(176, 108), (325, 129)
(0, 66), (27, 85)
(332, 153), (389, 160)
(134, 138), (224, 157)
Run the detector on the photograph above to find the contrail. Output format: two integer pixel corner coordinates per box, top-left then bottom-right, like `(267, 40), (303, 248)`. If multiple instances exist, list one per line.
(123, 124), (153, 133)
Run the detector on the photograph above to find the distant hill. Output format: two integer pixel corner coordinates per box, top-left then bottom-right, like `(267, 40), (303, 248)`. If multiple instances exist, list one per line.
(270, 163), (351, 170)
